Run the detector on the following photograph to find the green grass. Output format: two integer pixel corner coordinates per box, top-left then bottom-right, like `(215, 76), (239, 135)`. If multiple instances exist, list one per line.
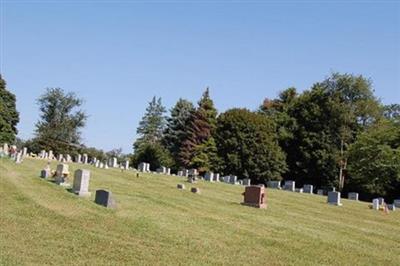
(0, 157), (399, 265)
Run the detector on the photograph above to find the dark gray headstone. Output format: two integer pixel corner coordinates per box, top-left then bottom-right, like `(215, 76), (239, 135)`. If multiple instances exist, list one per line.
(327, 191), (342, 206)
(348, 192), (359, 201)
(177, 184), (185, 189)
(95, 190), (116, 208)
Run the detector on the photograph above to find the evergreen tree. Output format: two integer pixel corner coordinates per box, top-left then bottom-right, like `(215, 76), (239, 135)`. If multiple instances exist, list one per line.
(0, 75), (19, 144)
(162, 98), (194, 168)
(179, 88), (218, 171)
(134, 96), (166, 151)
(34, 88), (86, 154)
(216, 108), (286, 183)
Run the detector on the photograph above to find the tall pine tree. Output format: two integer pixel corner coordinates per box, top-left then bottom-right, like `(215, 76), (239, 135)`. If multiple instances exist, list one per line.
(134, 96), (167, 151)
(0, 75), (19, 144)
(162, 98), (195, 168)
(179, 88), (218, 171)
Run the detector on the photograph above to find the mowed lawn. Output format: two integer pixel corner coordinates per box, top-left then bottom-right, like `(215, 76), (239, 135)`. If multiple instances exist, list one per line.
(0, 158), (399, 265)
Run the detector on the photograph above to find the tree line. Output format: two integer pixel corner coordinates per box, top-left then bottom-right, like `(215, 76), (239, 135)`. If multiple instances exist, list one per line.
(0, 73), (399, 201)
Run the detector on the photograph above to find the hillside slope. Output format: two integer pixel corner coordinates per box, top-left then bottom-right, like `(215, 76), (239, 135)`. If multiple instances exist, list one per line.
(0, 158), (399, 265)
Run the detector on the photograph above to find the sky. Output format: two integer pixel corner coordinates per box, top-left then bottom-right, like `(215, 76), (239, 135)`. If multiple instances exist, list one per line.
(1, 1), (399, 153)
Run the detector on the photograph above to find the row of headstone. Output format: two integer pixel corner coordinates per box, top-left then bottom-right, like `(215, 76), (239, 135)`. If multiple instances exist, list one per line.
(138, 162), (150, 172)
(204, 172), (220, 182)
(156, 166), (171, 175)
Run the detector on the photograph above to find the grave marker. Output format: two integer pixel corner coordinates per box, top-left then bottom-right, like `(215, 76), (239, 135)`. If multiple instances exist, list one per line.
(242, 185), (266, 209)
(73, 169), (91, 197)
(327, 191), (342, 206)
(95, 190), (116, 208)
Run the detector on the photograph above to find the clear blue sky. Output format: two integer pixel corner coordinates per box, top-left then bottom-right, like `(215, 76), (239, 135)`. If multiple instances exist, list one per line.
(1, 1), (399, 153)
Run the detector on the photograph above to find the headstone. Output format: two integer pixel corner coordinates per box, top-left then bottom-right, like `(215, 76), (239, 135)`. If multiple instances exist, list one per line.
(124, 160), (129, 170)
(214, 173), (220, 182)
(15, 152), (22, 164)
(394, 199), (400, 208)
(94, 190), (116, 208)
(303, 184), (313, 194)
(57, 154), (63, 162)
(267, 180), (281, 189)
(111, 157), (117, 168)
(55, 164), (69, 185)
(93, 157), (97, 164)
(76, 154), (82, 163)
(104, 163), (109, 169)
(48, 150), (54, 160)
(73, 169), (91, 197)
(157, 166), (167, 174)
(242, 185), (266, 209)
(66, 154), (72, 162)
(83, 154), (88, 164)
(243, 178), (251, 186)
(40, 150), (46, 159)
(177, 184), (185, 190)
(188, 169), (198, 177)
(378, 197), (385, 205)
(284, 180), (295, 192)
(229, 175), (237, 184)
(177, 170), (183, 176)
(40, 164), (51, 179)
(295, 188), (303, 193)
(22, 147), (28, 157)
(191, 187), (200, 194)
(387, 204), (396, 211)
(3, 143), (9, 155)
(372, 198), (380, 210)
(348, 192), (359, 201)
(138, 162), (150, 172)
(204, 172), (214, 182)
(327, 191), (342, 206)
(317, 189), (324, 195)
(182, 169), (188, 177)
(222, 176), (230, 183)
(95, 161), (100, 168)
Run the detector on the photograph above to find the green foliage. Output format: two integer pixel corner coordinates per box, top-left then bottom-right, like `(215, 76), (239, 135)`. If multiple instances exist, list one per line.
(134, 142), (173, 170)
(179, 88), (218, 170)
(34, 88), (87, 155)
(0, 75), (19, 144)
(162, 99), (194, 169)
(261, 73), (382, 189)
(134, 96), (166, 151)
(347, 119), (400, 201)
(215, 108), (286, 183)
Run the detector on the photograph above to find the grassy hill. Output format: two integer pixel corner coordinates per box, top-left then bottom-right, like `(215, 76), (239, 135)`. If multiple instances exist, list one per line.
(1, 157), (399, 265)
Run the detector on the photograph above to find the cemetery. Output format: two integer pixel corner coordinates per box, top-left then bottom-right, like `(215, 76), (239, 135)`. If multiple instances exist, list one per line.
(1, 3), (399, 265)
(0, 153), (399, 265)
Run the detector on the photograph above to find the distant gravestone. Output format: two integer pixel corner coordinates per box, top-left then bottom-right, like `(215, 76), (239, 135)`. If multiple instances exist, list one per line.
(66, 154), (72, 162)
(204, 172), (214, 182)
(48, 150), (54, 160)
(214, 173), (220, 182)
(348, 192), (359, 201)
(76, 154), (82, 163)
(267, 181), (281, 189)
(243, 178), (251, 186)
(73, 169), (91, 197)
(303, 184), (313, 194)
(124, 160), (129, 170)
(222, 176), (230, 183)
(295, 188), (303, 193)
(55, 164), (70, 185)
(22, 147), (28, 157)
(372, 198), (380, 210)
(327, 191), (342, 206)
(177, 184), (185, 190)
(191, 187), (200, 194)
(40, 168), (51, 179)
(57, 154), (63, 162)
(95, 190), (116, 208)
(15, 152), (22, 164)
(284, 181), (295, 192)
(138, 162), (150, 172)
(387, 204), (396, 211)
(177, 170), (183, 176)
(317, 189), (324, 195)
(83, 154), (88, 164)
(111, 157), (117, 168)
(394, 199), (400, 208)
(229, 175), (237, 184)
(377, 197), (385, 205)
(188, 169), (198, 177)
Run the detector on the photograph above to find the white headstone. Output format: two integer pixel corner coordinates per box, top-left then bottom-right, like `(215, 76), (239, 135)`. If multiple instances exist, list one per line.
(372, 198), (380, 210)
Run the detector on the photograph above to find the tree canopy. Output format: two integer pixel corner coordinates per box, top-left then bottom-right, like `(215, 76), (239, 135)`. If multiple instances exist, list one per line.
(0, 75), (19, 144)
